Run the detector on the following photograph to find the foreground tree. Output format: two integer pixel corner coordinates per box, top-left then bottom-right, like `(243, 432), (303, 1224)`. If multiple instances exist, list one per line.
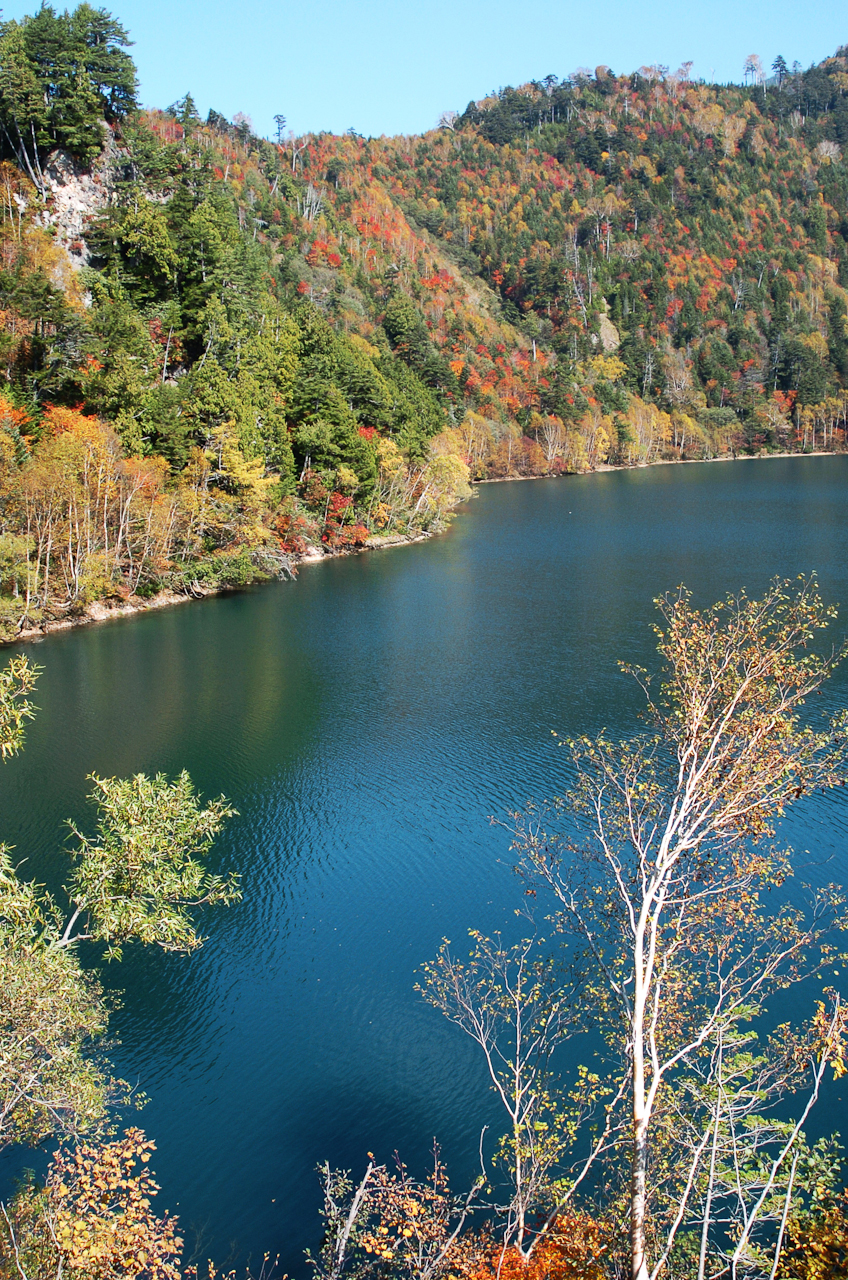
(62, 770), (239, 959)
(420, 934), (588, 1257)
(0, 1129), (182, 1280)
(307, 1150), (484, 1280)
(307, 1148), (608, 1280)
(427, 578), (848, 1278)
(0, 655), (239, 1152)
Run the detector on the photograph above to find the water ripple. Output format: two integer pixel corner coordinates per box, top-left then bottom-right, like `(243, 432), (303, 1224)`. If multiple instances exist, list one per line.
(2, 457), (848, 1272)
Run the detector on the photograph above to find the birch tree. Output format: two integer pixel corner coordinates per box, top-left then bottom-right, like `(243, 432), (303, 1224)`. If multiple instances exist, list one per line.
(420, 934), (587, 1257)
(508, 577), (848, 1279)
(424, 580), (848, 1278)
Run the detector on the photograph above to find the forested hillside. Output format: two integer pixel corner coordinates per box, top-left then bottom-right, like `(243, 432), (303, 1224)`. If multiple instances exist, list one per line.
(286, 53), (848, 470)
(0, 7), (847, 635)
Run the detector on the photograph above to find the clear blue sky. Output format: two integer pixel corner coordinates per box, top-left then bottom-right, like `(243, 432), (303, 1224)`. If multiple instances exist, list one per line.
(4, 0), (846, 138)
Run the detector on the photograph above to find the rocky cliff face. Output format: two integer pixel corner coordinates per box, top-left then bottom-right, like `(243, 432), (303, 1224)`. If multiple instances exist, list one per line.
(34, 128), (118, 269)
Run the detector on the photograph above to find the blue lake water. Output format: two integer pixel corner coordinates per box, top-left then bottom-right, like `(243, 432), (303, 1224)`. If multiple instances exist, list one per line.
(1, 456), (847, 1271)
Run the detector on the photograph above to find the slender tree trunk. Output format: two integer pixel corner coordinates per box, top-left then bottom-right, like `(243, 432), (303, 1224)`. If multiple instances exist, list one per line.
(768, 1153), (799, 1280)
(631, 930), (649, 1280)
(631, 1110), (649, 1278)
(697, 1049), (722, 1280)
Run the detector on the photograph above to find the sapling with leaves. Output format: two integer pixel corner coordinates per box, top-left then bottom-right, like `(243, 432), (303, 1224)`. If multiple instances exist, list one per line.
(0, 851), (111, 1152)
(640, 1007), (848, 1278)
(307, 1148), (485, 1280)
(0, 1128), (183, 1280)
(420, 933), (610, 1259)
(0, 654), (37, 758)
(0, 655), (111, 1151)
(307, 1145), (611, 1280)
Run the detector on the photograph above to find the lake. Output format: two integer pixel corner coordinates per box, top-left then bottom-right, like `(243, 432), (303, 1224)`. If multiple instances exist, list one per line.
(2, 456), (847, 1272)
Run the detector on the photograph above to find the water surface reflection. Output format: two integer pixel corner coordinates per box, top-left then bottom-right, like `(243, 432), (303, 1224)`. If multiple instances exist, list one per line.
(1, 457), (847, 1272)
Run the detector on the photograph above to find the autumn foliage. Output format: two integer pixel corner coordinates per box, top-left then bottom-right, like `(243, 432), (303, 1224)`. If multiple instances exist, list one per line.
(0, 1130), (182, 1280)
(0, 27), (846, 637)
(462, 1218), (609, 1280)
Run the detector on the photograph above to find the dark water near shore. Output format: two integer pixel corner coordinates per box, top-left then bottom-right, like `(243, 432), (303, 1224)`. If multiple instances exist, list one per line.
(2, 456), (848, 1271)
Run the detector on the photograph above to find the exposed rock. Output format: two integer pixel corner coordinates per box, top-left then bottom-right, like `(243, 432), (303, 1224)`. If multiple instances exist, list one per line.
(599, 311), (621, 352)
(34, 131), (118, 269)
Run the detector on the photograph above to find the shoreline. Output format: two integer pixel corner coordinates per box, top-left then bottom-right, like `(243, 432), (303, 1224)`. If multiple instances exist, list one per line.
(9, 530), (436, 646)
(9, 448), (844, 646)
(476, 448), (841, 483)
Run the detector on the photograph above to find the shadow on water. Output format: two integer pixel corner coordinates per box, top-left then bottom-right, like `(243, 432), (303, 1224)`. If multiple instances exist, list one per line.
(1, 456), (848, 1272)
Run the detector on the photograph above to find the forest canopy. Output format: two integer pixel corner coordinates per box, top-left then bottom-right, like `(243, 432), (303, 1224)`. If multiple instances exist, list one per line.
(0, 3), (137, 181)
(0, 11), (847, 638)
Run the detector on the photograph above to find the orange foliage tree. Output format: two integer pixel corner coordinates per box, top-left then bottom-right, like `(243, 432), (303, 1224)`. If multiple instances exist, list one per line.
(0, 1130), (182, 1280)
